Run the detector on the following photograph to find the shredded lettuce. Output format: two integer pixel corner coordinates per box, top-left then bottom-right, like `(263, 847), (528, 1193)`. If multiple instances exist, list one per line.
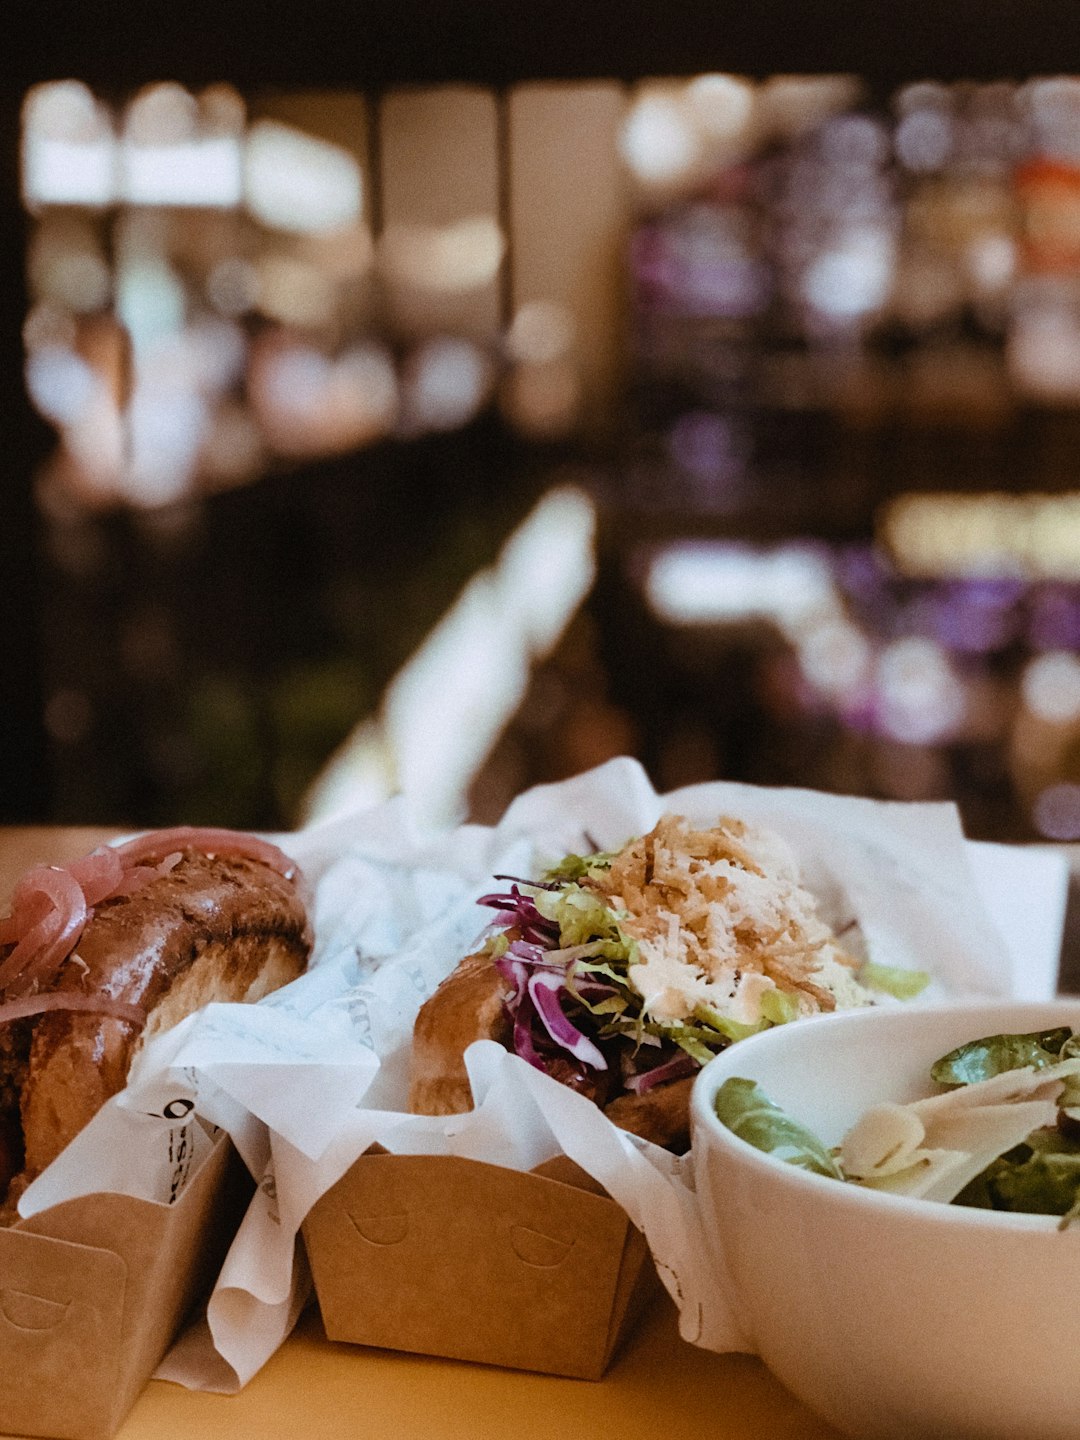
(858, 961), (931, 1000)
(489, 856), (821, 1087)
(692, 1002), (770, 1044)
(543, 850), (620, 882)
(760, 988), (801, 1025)
(532, 884), (637, 956)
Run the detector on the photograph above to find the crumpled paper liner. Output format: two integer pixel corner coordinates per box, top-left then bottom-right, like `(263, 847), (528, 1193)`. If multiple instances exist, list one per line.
(16, 758), (1068, 1386)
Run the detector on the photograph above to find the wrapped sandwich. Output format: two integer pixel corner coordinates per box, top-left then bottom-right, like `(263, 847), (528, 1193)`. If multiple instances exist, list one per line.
(0, 825), (311, 1211)
(411, 814), (926, 1151)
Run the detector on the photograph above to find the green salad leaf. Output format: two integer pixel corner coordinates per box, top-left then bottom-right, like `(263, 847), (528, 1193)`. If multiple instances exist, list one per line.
(930, 1028), (1074, 1087)
(935, 1023), (1080, 1225)
(714, 1077), (843, 1179)
(954, 1127), (1080, 1225)
(713, 1029), (1080, 1226)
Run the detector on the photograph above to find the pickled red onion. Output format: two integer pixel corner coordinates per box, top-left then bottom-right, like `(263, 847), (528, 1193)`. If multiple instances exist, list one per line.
(113, 826), (295, 877)
(0, 869), (87, 993)
(0, 993), (145, 1027)
(65, 846), (123, 906)
(0, 895), (46, 948)
(0, 848), (120, 948)
(107, 860), (174, 899)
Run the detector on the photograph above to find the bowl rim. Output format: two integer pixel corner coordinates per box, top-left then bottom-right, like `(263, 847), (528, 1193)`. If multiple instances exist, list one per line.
(690, 996), (1080, 1233)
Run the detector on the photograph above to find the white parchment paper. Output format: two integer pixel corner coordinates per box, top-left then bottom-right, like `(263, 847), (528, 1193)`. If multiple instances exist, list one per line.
(14, 759), (1069, 1384)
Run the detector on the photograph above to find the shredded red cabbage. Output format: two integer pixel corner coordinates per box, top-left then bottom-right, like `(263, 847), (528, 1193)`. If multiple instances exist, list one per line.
(527, 970), (608, 1070)
(623, 1051), (700, 1094)
(477, 886), (560, 947)
(483, 876), (703, 1096)
(506, 938), (554, 966)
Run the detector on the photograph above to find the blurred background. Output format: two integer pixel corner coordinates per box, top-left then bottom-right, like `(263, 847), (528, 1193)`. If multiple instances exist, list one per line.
(7, 1), (1080, 841)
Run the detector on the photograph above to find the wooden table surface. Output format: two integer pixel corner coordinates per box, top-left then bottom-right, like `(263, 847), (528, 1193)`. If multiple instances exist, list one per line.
(119, 1295), (842, 1440)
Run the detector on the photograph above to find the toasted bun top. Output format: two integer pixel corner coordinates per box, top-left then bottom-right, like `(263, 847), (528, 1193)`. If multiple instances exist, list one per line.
(6, 848), (311, 1191)
(51, 848), (310, 1011)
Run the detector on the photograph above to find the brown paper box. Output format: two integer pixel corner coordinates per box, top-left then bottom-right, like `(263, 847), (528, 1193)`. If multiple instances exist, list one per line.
(302, 1150), (660, 1380)
(0, 1132), (247, 1440)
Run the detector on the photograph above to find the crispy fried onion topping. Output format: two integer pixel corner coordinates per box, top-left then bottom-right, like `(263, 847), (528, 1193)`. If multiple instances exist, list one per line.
(587, 814), (862, 1024)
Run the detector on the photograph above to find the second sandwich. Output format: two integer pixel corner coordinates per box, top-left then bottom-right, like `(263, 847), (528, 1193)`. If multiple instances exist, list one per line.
(410, 813), (927, 1151)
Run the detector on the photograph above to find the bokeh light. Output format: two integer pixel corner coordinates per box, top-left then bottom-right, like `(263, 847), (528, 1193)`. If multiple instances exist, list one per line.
(399, 337), (494, 435)
(22, 81), (116, 208)
(619, 88), (702, 194)
(245, 119), (363, 234)
(1022, 651), (1080, 724)
(1033, 783), (1080, 840)
(874, 637), (966, 745)
(378, 217), (505, 296)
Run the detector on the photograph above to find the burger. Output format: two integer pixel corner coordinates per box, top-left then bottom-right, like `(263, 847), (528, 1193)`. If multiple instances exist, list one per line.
(410, 814), (927, 1151)
(0, 825), (311, 1209)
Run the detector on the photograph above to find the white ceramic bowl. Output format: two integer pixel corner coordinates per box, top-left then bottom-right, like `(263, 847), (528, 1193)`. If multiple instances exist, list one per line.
(690, 999), (1080, 1440)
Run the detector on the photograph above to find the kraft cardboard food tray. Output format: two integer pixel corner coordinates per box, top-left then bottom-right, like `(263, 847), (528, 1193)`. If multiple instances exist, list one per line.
(0, 1131), (247, 1440)
(302, 1149), (661, 1380)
